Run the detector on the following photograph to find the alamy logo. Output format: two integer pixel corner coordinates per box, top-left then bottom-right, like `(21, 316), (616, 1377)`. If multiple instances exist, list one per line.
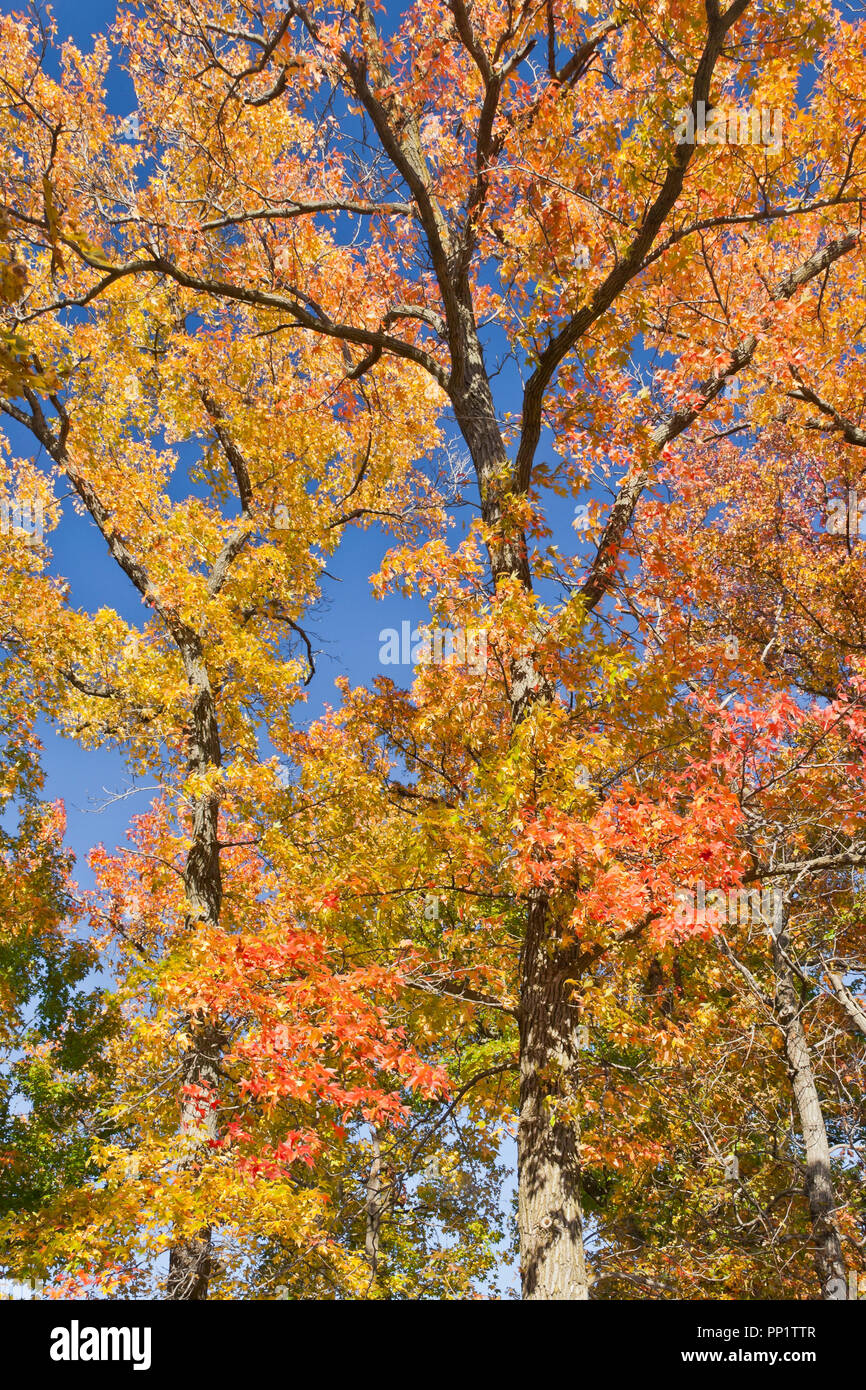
(50, 1320), (151, 1371)
(118, 112), (140, 141)
(674, 882), (784, 934)
(0, 497), (43, 544)
(0, 1276), (43, 1299)
(674, 101), (782, 150)
(573, 500), (605, 533)
(826, 489), (866, 539)
(378, 621), (487, 674)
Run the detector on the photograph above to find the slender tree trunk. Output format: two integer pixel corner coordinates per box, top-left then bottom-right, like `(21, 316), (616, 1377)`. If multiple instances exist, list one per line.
(166, 641), (225, 1300)
(772, 918), (848, 1299)
(364, 1127), (385, 1284)
(825, 967), (866, 1037)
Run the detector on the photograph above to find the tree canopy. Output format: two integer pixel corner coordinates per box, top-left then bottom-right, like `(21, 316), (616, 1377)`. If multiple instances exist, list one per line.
(0, 0), (863, 1301)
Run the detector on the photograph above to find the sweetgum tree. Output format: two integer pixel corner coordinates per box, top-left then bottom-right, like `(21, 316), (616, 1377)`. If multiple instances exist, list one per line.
(2, 0), (866, 1298)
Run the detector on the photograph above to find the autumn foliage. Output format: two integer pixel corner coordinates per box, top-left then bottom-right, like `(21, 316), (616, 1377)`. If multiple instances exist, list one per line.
(0, 0), (863, 1301)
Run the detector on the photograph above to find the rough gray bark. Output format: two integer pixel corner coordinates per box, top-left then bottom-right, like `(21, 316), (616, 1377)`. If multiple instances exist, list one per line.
(772, 919), (848, 1300)
(364, 1128), (385, 1281)
(825, 967), (866, 1038)
(518, 890), (589, 1299)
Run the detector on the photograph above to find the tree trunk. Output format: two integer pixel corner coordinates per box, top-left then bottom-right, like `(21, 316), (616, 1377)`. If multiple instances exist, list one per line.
(165, 641), (225, 1300)
(517, 890), (589, 1299)
(451, 354), (591, 1297)
(364, 1127), (385, 1283)
(166, 1019), (224, 1299)
(772, 919), (848, 1299)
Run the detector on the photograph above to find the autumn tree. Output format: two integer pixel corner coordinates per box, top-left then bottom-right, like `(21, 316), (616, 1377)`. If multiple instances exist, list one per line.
(0, 3), (451, 1296)
(2, 0), (866, 1300)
